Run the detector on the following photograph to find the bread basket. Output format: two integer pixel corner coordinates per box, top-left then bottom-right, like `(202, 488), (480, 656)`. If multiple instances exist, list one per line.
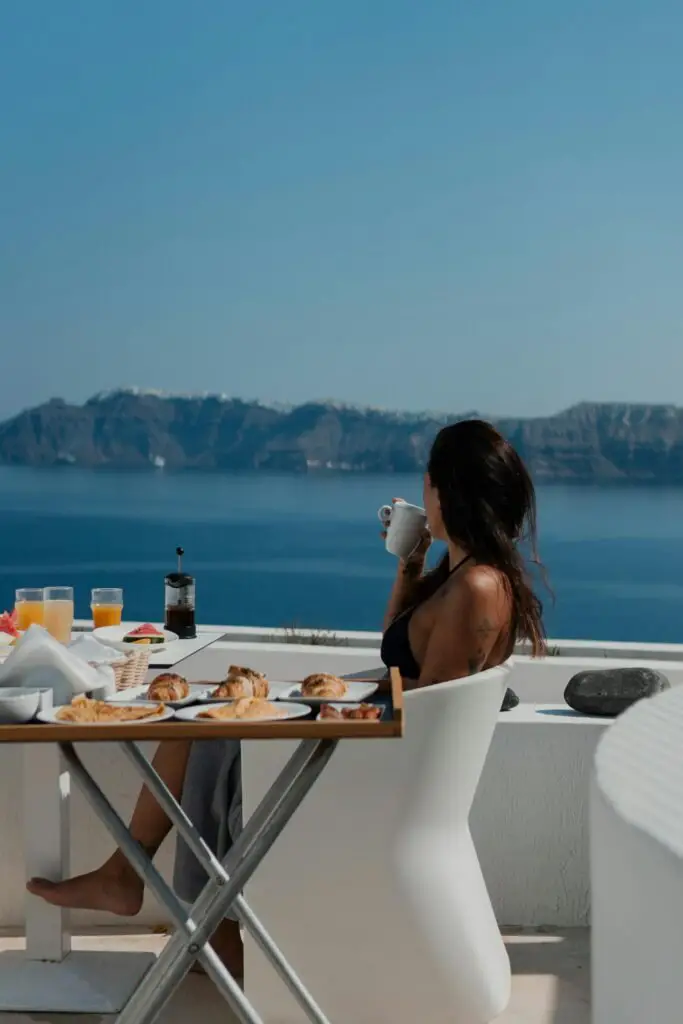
(89, 648), (151, 691)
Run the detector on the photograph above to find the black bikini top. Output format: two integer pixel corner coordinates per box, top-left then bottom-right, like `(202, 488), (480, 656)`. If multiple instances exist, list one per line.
(380, 555), (471, 680)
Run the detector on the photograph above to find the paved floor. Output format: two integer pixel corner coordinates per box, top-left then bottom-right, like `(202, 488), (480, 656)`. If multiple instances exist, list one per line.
(0, 927), (590, 1023)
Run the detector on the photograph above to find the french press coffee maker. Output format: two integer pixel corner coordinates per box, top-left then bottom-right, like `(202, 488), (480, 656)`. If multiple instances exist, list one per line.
(164, 547), (196, 639)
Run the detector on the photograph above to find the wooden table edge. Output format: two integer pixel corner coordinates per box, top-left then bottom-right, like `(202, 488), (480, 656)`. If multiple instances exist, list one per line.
(0, 719), (402, 742)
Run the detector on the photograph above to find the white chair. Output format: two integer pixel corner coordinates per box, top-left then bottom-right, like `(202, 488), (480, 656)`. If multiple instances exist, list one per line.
(241, 664), (512, 1024)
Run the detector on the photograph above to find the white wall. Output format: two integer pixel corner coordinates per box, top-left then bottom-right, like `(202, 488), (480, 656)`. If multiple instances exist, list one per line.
(3, 636), (682, 931)
(591, 686), (683, 1024)
(472, 706), (609, 925)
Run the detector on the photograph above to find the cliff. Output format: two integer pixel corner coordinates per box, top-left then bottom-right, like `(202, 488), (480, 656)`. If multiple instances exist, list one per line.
(1, 390), (682, 481)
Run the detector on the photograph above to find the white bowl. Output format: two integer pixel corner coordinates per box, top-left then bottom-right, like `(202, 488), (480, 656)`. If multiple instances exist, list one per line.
(0, 687), (41, 724)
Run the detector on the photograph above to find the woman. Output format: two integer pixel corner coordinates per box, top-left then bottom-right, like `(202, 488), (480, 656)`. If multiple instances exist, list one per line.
(381, 419), (546, 688)
(27, 419), (546, 975)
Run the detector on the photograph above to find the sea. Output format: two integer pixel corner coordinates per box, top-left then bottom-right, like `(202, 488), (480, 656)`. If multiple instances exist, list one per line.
(0, 465), (682, 644)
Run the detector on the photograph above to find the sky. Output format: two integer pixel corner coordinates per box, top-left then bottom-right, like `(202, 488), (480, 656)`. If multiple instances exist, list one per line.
(2, 1), (683, 421)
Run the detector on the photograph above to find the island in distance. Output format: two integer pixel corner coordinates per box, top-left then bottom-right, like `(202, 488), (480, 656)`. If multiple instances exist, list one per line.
(0, 388), (682, 482)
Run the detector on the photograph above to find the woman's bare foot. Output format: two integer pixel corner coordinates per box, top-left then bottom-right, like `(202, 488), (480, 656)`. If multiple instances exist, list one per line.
(26, 857), (144, 917)
(190, 918), (244, 977)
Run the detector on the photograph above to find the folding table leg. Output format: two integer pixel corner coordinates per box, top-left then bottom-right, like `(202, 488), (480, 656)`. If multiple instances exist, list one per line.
(120, 739), (333, 1024)
(115, 739), (337, 1024)
(58, 743), (267, 1024)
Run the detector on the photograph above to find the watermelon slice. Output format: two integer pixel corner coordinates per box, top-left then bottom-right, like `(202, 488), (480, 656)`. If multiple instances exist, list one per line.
(123, 623), (165, 645)
(0, 610), (20, 638)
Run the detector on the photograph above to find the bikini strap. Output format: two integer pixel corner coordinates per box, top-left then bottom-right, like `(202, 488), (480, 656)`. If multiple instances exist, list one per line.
(448, 554), (472, 575)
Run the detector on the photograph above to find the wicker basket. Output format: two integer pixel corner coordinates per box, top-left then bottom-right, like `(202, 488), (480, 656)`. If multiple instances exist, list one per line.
(90, 648), (151, 691)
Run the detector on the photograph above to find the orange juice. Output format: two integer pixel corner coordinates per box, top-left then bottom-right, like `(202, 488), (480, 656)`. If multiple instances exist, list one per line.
(15, 600), (44, 630)
(92, 603), (123, 628)
(43, 598), (74, 644)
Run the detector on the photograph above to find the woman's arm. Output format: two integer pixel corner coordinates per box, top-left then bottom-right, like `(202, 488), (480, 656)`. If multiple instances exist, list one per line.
(383, 557), (425, 630)
(416, 569), (509, 687)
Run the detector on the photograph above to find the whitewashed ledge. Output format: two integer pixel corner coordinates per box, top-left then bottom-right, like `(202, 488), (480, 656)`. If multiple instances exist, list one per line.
(591, 686), (683, 1024)
(72, 621), (683, 662)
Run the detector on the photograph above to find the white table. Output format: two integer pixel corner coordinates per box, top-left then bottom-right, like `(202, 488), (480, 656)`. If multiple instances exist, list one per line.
(0, 630), (223, 1014)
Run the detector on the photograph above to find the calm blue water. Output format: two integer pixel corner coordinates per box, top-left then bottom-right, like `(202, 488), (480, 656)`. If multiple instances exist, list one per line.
(0, 466), (682, 643)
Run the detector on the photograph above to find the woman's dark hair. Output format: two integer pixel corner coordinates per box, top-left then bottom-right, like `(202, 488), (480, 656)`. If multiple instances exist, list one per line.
(411, 419), (547, 657)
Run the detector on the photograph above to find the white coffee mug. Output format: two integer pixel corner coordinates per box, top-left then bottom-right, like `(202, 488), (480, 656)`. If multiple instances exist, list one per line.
(378, 501), (428, 559)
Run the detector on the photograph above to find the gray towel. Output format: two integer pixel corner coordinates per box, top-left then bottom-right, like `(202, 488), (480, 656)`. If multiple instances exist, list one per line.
(173, 739), (243, 918)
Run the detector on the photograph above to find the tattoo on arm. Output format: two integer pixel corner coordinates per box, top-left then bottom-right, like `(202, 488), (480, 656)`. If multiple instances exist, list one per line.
(476, 616), (497, 638)
(468, 618), (498, 676)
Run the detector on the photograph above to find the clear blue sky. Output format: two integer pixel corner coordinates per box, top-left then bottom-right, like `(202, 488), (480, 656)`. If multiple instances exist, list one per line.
(2, 0), (683, 420)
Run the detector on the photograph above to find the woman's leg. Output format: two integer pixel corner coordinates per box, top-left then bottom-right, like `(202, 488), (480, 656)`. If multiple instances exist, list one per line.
(175, 739), (244, 977)
(27, 736), (243, 975)
(27, 739), (191, 915)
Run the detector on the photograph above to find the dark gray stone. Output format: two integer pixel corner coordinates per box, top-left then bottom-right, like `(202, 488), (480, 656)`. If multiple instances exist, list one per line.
(564, 667), (670, 717)
(501, 687), (519, 712)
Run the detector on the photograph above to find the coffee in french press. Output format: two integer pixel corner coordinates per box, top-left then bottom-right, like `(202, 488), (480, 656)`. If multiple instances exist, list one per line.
(164, 547), (196, 639)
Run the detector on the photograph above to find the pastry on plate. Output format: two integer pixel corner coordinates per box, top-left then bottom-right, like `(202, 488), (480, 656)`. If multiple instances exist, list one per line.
(123, 623), (166, 645)
(147, 673), (189, 701)
(198, 697), (284, 721)
(212, 665), (269, 699)
(56, 696), (166, 723)
(300, 673), (348, 699)
(320, 703), (382, 721)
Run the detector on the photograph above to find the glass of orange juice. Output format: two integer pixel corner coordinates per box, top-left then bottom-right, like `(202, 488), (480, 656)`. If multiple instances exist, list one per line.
(43, 586), (74, 644)
(91, 588), (124, 628)
(15, 588), (45, 630)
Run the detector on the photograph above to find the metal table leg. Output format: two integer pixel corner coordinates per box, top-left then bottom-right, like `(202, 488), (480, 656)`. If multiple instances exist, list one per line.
(116, 737), (337, 1024)
(59, 742), (260, 1024)
(120, 739), (333, 1024)
(59, 737), (337, 1024)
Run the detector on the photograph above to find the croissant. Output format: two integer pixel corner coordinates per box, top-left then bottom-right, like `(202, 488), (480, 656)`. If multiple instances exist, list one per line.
(147, 673), (190, 701)
(212, 671), (269, 699)
(226, 664), (265, 682)
(300, 673), (348, 699)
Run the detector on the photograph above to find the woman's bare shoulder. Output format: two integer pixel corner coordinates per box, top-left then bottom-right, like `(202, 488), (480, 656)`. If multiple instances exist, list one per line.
(443, 563), (511, 614)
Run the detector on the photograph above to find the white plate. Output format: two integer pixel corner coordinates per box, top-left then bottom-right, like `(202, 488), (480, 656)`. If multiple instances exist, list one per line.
(174, 701), (311, 724)
(106, 684), (208, 709)
(315, 702), (385, 721)
(196, 681), (297, 703)
(288, 681), (378, 705)
(37, 701), (176, 725)
(92, 624), (178, 653)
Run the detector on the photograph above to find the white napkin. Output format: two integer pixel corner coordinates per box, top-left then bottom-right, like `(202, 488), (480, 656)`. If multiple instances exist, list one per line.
(68, 633), (124, 665)
(0, 624), (112, 705)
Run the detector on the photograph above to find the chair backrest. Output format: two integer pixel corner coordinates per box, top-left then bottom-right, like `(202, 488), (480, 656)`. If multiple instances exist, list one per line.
(401, 664), (511, 834)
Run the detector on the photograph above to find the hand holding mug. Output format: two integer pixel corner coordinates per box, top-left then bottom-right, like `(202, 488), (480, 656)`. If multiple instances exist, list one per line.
(378, 498), (431, 562)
